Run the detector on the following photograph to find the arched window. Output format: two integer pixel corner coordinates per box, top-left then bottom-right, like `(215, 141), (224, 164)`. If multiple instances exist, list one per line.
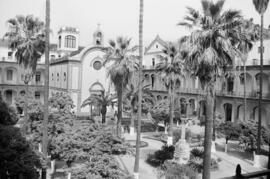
(63, 72), (67, 81)
(6, 70), (13, 81)
(57, 73), (59, 81)
(152, 58), (155, 67)
(64, 35), (76, 48)
(58, 36), (61, 48)
(36, 71), (41, 83)
(151, 74), (155, 89)
(35, 91), (41, 100)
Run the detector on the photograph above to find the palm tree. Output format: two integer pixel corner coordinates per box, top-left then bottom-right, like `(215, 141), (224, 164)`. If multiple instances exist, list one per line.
(156, 43), (183, 145)
(124, 84), (154, 135)
(4, 15), (45, 72)
(237, 19), (259, 122)
(179, 1), (244, 178)
(134, 0), (143, 178)
(4, 15), (45, 134)
(81, 92), (115, 123)
(104, 37), (138, 137)
(41, 0), (50, 178)
(252, 0), (269, 154)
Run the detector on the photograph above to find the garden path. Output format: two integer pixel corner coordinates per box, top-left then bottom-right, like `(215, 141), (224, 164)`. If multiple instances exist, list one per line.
(119, 132), (266, 179)
(118, 132), (164, 179)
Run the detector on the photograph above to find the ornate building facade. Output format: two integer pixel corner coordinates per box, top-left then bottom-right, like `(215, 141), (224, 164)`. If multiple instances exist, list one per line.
(0, 26), (269, 125)
(141, 35), (270, 126)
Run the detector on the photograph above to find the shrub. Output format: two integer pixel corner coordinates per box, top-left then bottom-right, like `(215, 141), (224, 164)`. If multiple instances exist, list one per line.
(146, 145), (175, 167)
(0, 125), (44, 178)
(69, 155), (132, 179)
(158, 160), (198, 179)
(238, 120), (269, 151)
(188, 147), (219, 173)
(0, 96), (18, 125)
(51, 123), (131, 166)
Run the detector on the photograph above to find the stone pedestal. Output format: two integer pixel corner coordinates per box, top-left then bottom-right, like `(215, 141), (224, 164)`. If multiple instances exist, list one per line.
(167, 136), (173, 146)
(253, 153), (262, 168)
(174, 139), (190, 164)
(38, 143), (42, 152)
(164, 125), (168, 134)
(51, 159), (56, 174)
(129, 126), (135, 136)
(67, 172), (71, 179)
(133, 173), (139, 179)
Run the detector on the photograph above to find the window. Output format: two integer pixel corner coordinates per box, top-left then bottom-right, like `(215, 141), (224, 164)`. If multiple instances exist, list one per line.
(20, 91), (26, 96)
(8, 51), (13, 59)
(64, 35), (76, 48)
(57, 73), (59, 81)
(239, 74), (244, 85)
(93, 61), (102, 70)
(151, 74), (155, 88)
(58, 36), (61, 48)
(152, 58), (155, 67)
(97, 32), (102, 37)
(51, 55), (55, 59)
(36, 72), (41, 83)
(51, 73), (54, 81)
(63, 72), (67, 81)
(35, 91), (41, 100)
(156, 45), (158, 48)
(7, 70), (13, 81)
(5, 90), (12, 105)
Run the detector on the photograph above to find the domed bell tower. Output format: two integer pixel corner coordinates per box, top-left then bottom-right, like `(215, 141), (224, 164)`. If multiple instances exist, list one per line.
(93, 24), (104, 46)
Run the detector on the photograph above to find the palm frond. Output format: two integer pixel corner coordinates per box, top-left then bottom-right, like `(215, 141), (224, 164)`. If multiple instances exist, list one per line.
(253, 0), (269, 14)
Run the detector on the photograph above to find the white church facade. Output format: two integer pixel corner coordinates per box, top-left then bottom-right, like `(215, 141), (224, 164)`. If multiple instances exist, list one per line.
(49, 26), (112, 115)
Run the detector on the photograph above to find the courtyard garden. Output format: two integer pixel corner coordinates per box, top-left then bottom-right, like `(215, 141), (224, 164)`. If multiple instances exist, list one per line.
(1, 0), (270, 178)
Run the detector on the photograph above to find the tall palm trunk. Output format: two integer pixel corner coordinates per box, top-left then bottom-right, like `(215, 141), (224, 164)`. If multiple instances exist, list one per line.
(25, 82), (30, 133)
(134, 0), (143, 178)
(168, 86), (174, 145)
(212, 94), (216, 141)
(41, 0), (50, 178)
(130, 110), (135, 134)
(257, 13), (263, 154)
(101, 105), (107, 124)
(117, 87), (123, 137)
(202, 87), (214, 179)
(243, 60), (247, 121)
(22, 81), (29, 135)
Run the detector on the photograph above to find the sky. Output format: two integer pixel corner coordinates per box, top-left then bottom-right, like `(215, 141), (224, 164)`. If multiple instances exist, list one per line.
(0, 0), (270, 47)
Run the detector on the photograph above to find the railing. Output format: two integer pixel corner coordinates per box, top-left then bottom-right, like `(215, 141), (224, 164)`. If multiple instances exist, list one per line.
(150, 86), (270, 100)
(216, 90), (270, 99)
(221, 164), (270, 179)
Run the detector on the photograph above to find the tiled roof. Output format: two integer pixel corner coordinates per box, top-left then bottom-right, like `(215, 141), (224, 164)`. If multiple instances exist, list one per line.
(50, 46), (85, 64)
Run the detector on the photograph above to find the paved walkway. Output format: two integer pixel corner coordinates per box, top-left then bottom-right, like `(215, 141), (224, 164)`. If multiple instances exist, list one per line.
(119, 132), (266, 179)
(118, 133), (163, 179)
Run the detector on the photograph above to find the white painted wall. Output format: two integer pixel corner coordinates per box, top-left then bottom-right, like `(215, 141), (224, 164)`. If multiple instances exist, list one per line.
(80, 48), (109, 113)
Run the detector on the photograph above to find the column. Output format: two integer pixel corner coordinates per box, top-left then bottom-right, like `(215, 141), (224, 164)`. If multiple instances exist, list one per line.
(233, 76), (239, 95)
(253, 75), (256, 93)
(231, 103), (235, 122)
(195, 77), (199, 89)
